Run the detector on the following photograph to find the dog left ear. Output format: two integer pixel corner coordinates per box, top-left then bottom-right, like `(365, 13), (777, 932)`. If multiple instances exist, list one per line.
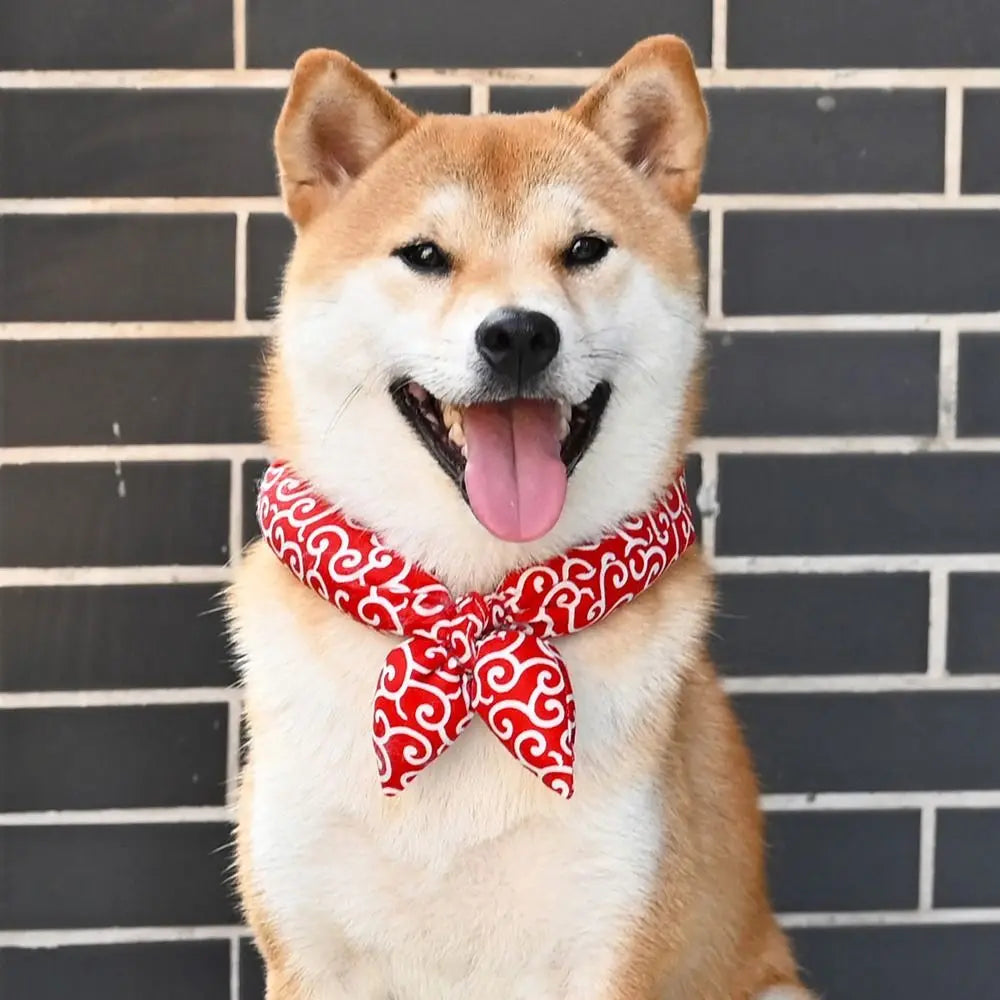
(568, 36), (708, 213)
(274, 49), (419, 226)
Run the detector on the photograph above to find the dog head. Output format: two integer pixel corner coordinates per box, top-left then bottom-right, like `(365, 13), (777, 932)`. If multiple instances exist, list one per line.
(264, 37), (708, 591)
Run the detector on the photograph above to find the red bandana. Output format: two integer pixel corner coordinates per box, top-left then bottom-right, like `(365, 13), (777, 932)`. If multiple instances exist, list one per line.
(257, 461), (696, 799)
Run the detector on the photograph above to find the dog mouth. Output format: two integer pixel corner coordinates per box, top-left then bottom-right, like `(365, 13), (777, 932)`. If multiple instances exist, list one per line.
(390, 380), (611, 542)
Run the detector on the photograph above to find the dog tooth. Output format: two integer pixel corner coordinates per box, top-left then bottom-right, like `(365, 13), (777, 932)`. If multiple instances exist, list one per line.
(441, 403), (463, 430)
(559, 414), (571, 442)
(449, 420), (467, 448)
(559, 400), (572, 422)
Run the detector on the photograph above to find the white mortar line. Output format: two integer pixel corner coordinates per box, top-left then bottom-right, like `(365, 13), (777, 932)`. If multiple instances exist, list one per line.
(1, 317), (994, 341)
(0, 444), (269, 464)
(779, 908), (1000, 929)
(5, 193), (1000, 217)
(0, 321), (272, 341)
(9, 192), (998, 219)
(0, 197), (282, 214)
(938, 323), (961, 439)
(3, 557), (999, 589)
(234, 210), (249, 322)
(0, 566), (232, 587)
(724, 674), (1000, 694)
(690, 436), (1000, 454)
(708, 315), (1000, 332)
(0, 927), (250, 948)
(763, 791), (1000, 811)
(0, 807), (234, 826)
(232, 0), (247, 71)
(944, 87), (965, 197)
(6, 676), (1000, 709)
(9, 439), (995, 468)
(2, 794), (996, 823)
(694, 450), (719, 557)
(230, 937), (241, 1000)
(712, 554), (1000, 574)
(470, 83), (490, 114)
(927, 569), (951, 678)
(0, 69), (293, 89)
(706, 208), (724, 320)
(697, 193), (1000, 210)
(5, 67), (1000, 89)
(919, 806), (938, 910)
(7, 911), (1000, 948)
(711, 0), (728, 69)
(2, 557), (999, 589)
(0, 688), (236, 708)
(695, 68), (1000, 89)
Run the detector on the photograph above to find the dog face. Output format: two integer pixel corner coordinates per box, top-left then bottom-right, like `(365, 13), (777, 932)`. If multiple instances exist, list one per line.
(265, 38), (708, 589)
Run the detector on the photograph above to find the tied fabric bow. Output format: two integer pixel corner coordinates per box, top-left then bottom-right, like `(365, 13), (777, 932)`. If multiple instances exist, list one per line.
(257, 461), (697, 799)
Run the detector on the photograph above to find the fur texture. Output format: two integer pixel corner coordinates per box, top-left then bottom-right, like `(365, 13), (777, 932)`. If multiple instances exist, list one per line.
(229, 36), (814, 1000)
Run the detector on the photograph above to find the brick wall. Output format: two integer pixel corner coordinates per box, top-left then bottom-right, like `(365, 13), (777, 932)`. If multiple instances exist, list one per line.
(1, 2), (999, 998)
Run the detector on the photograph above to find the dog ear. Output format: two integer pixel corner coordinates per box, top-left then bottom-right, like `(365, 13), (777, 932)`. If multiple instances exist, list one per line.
(568, 36), (708, 213)
(274, 49), (419, 226)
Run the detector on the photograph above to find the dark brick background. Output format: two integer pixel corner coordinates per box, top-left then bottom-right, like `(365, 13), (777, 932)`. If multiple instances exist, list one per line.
(2, 2), (998, 998)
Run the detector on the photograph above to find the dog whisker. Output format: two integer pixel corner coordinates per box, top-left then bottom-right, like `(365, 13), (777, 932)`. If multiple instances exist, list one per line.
(580, 348), (660, 388)
(320, 370), (379, 447)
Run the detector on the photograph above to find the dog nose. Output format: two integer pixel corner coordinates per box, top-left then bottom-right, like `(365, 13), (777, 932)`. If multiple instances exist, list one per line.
(475, 308), (560, 385)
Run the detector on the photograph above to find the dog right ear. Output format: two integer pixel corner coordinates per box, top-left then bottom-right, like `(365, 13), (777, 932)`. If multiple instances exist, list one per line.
(274, 49), (418, 226)
(568, 36), (708, 214)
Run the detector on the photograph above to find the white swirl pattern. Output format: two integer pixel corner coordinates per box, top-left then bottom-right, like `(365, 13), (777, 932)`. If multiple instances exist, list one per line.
(258, 461), (696, 798)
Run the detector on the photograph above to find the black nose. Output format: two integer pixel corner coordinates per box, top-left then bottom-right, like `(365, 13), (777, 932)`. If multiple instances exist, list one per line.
(475, 308), (561, 386)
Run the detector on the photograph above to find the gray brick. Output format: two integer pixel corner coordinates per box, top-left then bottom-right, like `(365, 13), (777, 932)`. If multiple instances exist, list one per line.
(729, 0), (1000, 68)
(723, 212), (1000, 316)
(717, 454), (1000, 556)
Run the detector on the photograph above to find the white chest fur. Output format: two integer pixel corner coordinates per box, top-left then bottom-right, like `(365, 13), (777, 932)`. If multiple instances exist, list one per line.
(233, 553), (706, 1000)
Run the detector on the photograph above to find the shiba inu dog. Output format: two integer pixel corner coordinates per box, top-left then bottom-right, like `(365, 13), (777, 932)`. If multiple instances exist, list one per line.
(228, 35), (814, 1000)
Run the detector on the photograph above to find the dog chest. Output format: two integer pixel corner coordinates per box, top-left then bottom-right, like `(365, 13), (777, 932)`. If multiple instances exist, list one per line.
(236, 589), (674, 997)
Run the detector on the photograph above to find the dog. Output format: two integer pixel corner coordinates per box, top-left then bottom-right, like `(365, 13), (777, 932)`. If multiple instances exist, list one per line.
(228, 35), (815, 1000)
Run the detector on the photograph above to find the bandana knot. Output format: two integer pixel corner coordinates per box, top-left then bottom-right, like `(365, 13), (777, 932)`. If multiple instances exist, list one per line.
(446, 592), (495, 657)
(257, 461), (696, 800)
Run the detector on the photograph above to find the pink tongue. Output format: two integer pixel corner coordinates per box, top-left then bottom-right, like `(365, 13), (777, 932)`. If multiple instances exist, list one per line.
(462, 399), (567, 542)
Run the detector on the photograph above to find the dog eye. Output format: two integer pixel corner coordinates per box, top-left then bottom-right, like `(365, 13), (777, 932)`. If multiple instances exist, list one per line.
(563, 234), (613, 269)
(393, 241), (452, 275)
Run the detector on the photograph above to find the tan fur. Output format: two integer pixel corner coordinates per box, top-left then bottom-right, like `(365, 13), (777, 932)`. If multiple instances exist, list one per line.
(230, 36), (812, 1000)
